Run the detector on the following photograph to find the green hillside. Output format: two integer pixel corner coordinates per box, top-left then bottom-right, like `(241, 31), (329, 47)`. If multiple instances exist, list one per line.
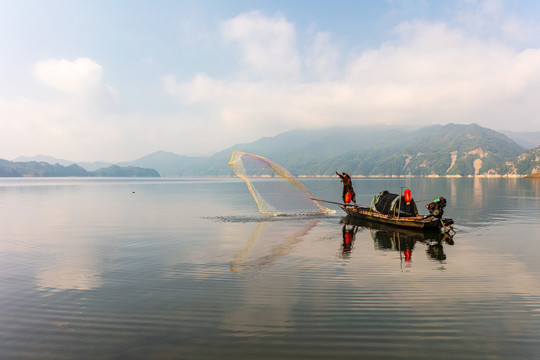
(498, 146), (540, 175)
(116, 123), (530, 177)
(0, 160), (160, 177)
(0, 160), (89, 177)
(198, 123), (526, 177)
(92, 165), (160, 177)
(4, 124), (537, 178)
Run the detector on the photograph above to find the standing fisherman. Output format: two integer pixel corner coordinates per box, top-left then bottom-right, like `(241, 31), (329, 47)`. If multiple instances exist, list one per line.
(336, 171), (357, 206)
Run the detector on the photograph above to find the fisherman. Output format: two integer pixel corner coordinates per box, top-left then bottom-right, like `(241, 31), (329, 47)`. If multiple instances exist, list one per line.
(335, 171), (357, 206)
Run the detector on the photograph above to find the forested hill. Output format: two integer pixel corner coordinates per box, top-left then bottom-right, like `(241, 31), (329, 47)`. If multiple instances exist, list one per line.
(5, 123), (540, 177)
(0, 160), (160, 177)
(123, 123), (537, 177)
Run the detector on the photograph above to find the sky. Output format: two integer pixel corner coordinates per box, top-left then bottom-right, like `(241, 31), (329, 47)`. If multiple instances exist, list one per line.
(2, 0), (540, 162)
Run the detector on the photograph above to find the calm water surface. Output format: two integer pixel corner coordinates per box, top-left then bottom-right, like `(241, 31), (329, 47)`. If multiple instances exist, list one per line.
(1, 177), (539, 359)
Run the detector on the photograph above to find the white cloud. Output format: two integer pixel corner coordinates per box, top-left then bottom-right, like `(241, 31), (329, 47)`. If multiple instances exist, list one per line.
(481, 0), (503, 15)
(35, 58), (103, 95)
(305, 31), (341, 79)
(344, 20), (540, 125)
(165, 13), (540, 140)
(34, 57), (117, 111)
(3, 8), (540, 163)
(164, 73), (225, 104)
(220, 11), (300, 80)
(456, 0), (535, 45)
(0, 58), (126, 161)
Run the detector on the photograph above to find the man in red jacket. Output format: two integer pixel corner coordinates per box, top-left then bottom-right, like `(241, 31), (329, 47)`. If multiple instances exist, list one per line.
(336, 171), (357, 206)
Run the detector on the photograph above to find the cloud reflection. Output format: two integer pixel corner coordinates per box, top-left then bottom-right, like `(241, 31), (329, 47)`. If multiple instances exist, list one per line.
(36, 258), (103, 293)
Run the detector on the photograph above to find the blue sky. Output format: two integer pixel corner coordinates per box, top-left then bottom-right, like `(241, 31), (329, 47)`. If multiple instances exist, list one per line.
(2, 0), (540, 162)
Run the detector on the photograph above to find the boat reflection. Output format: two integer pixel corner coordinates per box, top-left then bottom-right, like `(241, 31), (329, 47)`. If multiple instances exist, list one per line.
(341, 215), (454, 264)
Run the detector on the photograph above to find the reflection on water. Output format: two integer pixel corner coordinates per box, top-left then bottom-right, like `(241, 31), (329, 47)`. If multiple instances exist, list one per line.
(36, 257), (103, 293)
(341, 222), (358, 259)
(229, 219), (319, 273)
(230, 213), (456, 274)
(1, 178), (540, 360)
(341, 215), (454, 269)
(472, 177), (483, 210)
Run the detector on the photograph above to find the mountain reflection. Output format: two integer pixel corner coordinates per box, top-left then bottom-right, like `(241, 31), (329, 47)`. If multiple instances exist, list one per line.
(341, 215), (454, 266)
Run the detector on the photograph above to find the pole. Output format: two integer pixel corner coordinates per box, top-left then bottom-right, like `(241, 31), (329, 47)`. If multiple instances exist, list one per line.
(397, 187), (403, 219)
(310, 197), (354, 206)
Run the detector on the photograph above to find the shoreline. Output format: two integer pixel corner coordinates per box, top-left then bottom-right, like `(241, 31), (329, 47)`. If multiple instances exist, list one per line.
(297, 174), (527, 179)
(0, 173), (536, 179)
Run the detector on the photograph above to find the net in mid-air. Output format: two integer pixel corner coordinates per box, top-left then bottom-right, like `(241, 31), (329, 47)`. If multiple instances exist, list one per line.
(229, 151), (334, 216)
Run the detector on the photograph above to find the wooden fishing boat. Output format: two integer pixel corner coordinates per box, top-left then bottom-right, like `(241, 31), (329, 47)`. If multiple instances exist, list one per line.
(312, 190), (455, 232)
(340, 204), (453, 231)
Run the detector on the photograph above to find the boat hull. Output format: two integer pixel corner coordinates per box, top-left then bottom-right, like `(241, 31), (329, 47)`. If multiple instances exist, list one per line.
(341, 205), (449, 231)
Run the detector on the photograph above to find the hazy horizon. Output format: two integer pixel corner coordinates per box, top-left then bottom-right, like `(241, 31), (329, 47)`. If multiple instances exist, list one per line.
(3, 1), (540, 162)
(5, 122), (540, 164)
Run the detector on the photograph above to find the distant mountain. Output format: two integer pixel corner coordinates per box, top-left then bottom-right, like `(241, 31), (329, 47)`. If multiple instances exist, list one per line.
(13, 155), (115, 172)
(351, 123), (525, 176)
(0, 160), (160, 177)
(13, 154), (74, 166)
(500, 131), (540, 149)
(231, 123), (525, 176)
(0, 160), (89, 177)
(128, 123), (528, 177)
(209, 125), (409, 174)
(77, 161), (114, 171)
(92, 165), (159, 177)
(5, 123), (539, 177)
(152, 125), (414, 177)
(119, 150), (204, 177)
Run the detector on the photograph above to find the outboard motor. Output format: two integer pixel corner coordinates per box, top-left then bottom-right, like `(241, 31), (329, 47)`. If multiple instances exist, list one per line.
(426, 197), (447, 218)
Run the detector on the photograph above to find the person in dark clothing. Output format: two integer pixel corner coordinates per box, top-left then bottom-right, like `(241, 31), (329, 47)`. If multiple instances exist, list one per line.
(336, 171), (357, 206)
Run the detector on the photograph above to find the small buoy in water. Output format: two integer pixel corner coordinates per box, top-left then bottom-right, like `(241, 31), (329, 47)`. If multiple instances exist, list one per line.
(132, 191), (135, 193)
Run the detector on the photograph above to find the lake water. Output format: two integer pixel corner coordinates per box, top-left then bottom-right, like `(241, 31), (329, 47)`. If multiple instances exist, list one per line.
(1, 177), (539, 359)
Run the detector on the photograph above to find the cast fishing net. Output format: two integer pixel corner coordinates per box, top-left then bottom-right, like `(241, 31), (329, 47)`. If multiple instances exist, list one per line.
(229, 151), (334, 215)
